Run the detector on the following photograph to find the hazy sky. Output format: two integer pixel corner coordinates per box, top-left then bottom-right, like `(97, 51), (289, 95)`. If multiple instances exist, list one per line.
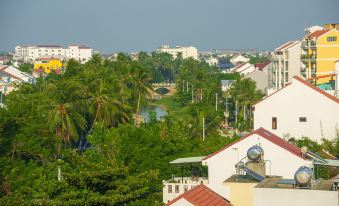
(1, 0), (338, 53)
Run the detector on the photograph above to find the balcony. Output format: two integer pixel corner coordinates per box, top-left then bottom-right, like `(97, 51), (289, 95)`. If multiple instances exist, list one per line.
(163, 177), (208, 203)
(301, 41), (308, 49)
(310, 41), (317, 48)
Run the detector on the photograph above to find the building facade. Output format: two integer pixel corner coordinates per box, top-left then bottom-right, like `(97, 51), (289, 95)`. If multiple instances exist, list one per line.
(33, 58), (63, 74)
(157, 45), (198, 60)
(14, 44), (93, 63)
(301, 27), (339, 85)
(268, 41), (301, 92)
(254, 76), (339, 141)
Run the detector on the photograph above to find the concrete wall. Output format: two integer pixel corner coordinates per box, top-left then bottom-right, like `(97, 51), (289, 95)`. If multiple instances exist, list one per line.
(254, 79), (339, 141)
(247, 65), (270, 92)
(224, 182), (257, 206)
(202, 133), (307, 200)
(254, 188), (338, 206)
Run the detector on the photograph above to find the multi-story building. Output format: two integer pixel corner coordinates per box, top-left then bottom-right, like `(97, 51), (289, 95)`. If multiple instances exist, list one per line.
(268, 41), (301, 92)
(14, 44), (93, 64)
(301, 25), (339, 85)
(65, 45), (93, 63)
(156, 45), (198, 60)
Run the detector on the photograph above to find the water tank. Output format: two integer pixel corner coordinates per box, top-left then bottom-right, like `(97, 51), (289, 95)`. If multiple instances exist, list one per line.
(247, 145), (264, 162)
(294, 166), (313, 186)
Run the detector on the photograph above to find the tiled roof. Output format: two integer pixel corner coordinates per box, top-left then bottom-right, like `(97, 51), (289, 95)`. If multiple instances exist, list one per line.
(275, 41), (299, 52)
(254, 61), (271, 70)
(306, 30), (330, 38)
(166, 185), (232, 206)
(203, 127), (305, 161)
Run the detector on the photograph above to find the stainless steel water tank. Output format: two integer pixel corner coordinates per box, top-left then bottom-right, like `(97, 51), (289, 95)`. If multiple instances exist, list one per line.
(294, 166), (313, 186)
(247, 145), (264, 162)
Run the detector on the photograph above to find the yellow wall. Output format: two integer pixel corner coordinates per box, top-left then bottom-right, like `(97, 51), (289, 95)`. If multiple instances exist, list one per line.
(315, 29), (339, 84)
(224, 182), (257, 206)
(34, 59), (62, 74)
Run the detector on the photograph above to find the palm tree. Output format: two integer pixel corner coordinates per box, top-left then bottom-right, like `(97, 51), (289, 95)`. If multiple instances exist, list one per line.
(46, 80), (86, 147)
(127, 64), (152, 127)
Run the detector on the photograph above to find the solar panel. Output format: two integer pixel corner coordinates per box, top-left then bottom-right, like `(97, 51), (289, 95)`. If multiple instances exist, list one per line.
(277, 179), (295, 185)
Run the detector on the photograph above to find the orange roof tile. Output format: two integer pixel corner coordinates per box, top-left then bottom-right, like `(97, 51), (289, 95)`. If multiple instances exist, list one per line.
(306, 30), (330, 38)
(166, 185), (232, 206)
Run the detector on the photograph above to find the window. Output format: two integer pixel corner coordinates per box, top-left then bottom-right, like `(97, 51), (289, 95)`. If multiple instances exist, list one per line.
(299, 117), (307, 122)
(327, 36), (337, 42)
(168, 185), (172, 193)
(272, 117), (277, 129)
(175, 185), (179, 193)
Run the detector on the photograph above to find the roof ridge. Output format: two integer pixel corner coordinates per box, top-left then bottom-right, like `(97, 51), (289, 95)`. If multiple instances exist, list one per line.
(293, 76), (339, 104)
(203, 127), (305, 161)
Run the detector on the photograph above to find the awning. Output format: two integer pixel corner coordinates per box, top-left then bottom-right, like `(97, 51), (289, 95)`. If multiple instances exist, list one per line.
(170, 156), (206, 164)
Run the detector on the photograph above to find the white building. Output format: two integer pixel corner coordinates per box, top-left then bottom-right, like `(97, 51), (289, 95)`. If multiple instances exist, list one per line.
(157, 45), (198, 60)
(0, 65), (35, 95)
(205, 57), (218, 66)
(268, 41), (302, 93)
(221, 80), (234, 92)
(254, 76), (339, 141)
(231, 62), (255, 75)
(230, 54), (249, 65)
(164, 128), (311, 203)
(14, 44), (93, 63)
(65, 45), (93, 63)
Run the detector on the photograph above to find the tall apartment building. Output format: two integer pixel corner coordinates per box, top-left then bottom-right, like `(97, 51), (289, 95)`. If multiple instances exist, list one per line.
(156, 45), (198, 60)
(268, 41), (301, 91)
(301, 25), (339, 85)
(14, 44), (93, 64)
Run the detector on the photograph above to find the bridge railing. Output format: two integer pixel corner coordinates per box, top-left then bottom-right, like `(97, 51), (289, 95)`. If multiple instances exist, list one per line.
(152, 82), (176, 87)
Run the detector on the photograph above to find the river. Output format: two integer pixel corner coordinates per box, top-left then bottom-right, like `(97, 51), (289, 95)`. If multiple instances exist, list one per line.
(140, 105), (168, 122)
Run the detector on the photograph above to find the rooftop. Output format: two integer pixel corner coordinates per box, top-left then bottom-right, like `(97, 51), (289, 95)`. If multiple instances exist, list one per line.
(166, 184), (233, 206)
(255, 177), (335, 191)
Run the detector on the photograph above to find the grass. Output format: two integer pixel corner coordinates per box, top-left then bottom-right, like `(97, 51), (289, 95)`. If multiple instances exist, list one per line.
(150, 95), (191, 120)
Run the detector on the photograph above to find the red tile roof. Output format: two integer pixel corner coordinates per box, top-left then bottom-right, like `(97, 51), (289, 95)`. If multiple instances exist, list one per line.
(293, 76), (339, 104)
(306, 30), (330, 38)
(203, 127), (305, 161)
(166, 185), (232, 206)
(275, 41), (299, 52)
(254, 61), (271, 70)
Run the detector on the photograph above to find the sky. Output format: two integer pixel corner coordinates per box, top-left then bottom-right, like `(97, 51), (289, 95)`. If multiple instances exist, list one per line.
(0, 0), (338, 53)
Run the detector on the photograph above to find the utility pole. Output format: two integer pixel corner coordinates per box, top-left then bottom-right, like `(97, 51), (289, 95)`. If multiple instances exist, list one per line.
(215, 93), (218, 111)
(186, 82), (189, 92)
(202, 117), (205, 141)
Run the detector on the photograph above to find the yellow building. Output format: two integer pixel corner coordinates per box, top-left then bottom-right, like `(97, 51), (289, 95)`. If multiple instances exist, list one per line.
(34, 58), (63, 74)
(301, 26), (339, 85)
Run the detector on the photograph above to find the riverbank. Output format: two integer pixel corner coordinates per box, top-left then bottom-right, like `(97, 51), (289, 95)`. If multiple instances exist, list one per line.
(149, 95), (190, 120)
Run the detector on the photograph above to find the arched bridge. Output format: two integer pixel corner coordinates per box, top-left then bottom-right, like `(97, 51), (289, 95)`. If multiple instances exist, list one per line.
(149, 82), (177, 99)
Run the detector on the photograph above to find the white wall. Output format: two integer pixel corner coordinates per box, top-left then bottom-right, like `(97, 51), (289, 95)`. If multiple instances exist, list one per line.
(254, 79), (339, 141)
(170, 198), (193, 206)
(254, 188), (338, 206)
(157, 46), (198, 60)
(202, 133), (307, 200)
